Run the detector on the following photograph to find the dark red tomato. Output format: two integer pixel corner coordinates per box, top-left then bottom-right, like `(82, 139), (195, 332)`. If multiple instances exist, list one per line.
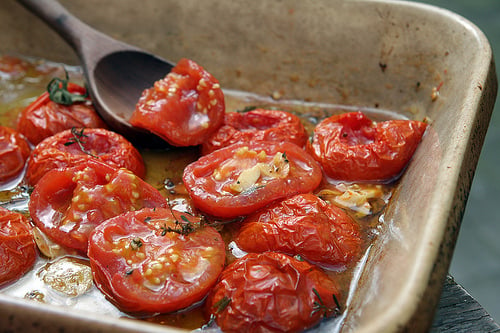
(130, 58), (225, 147)
(201, 109), (308, 155)
(0, 207), (37, 286)
(17, 81), (107, 145)
(307, 111), (427, 182)
(183, 141), (322, 218)
(0, 126), (31, 184)
(29, 159), (167, 254)
(88, 207), (226, 314)
(235, 193), (362, 268)
(205, 252), (340, 333)
(26, 127), (145, 185)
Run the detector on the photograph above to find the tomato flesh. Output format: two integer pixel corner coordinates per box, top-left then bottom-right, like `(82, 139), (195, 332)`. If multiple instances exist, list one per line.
(307, 111), (427, 182)
(29, 159), (167, 254)
(202, 109), (308, 154)
(205, 252), (340, 333)
(130, 58), (225, 147)
(0, 207), (37, 286)
(88, 207), (226, 314)
(26, 127), (145, 185)
(235, 193), (362, 268)
(183, 141), (322, 218)
(0, 126), (31, 184)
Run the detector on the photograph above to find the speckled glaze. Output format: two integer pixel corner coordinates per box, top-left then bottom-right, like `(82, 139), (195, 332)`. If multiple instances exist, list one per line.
(0, 0), (496, 332)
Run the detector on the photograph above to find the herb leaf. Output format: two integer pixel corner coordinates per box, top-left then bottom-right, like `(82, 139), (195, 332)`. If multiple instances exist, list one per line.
(47, 71), (88, 105)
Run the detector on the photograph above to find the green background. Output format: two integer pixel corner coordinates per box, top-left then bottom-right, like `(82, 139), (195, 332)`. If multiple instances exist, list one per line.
(411, 0), (500, 323)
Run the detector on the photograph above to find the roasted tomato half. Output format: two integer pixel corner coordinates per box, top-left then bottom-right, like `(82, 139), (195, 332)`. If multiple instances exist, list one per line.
(183, 141), (322, 218)
(205, 252), (341, 333)
(130, 58), (225, 147)
(307, 111), (427, 182)
(88, 207), (226, 314)
(29, 159), (167, 254)
(0, 126), (31, 184)
(17, 79), (107, 145)
(201, 109), (308, 154)
(234, 193), (362, 268)
(0, 207), (37, 286)
(26, 127), (145, 185)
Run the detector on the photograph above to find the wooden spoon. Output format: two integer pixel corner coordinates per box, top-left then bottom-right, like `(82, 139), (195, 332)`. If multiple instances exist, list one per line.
(17, 0), (175, 147)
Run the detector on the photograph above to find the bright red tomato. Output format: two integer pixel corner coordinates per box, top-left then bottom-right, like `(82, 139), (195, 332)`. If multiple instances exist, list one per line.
(201, 109), (308, 154)
(205, 252), (341, 333)
(26, 127), (145, 185)
(235, 193), (362, 268)
(88, 207), (226, 314)
(183, 141), (322, 218)
(0, 207), (37, 286)
(29, 159), (167, 254)
(17, 80), (107, 145)
(0, 126), (30, 184)
(307, 111), (427, 182)
(130, 58), (225, 147)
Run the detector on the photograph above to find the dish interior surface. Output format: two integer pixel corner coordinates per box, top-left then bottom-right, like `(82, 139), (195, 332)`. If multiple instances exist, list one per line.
(0, 0), (497, 332)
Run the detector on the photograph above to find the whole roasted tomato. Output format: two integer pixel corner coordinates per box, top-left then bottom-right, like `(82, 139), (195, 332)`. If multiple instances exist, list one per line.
(0, 126), (31, 184)
(307, 111), (427, 182)
(17, 77), (107, 145)
(183, 141), (322, 218)
(235, 193), (362, 267)
(29, 159), (167, 254)
(0, 207), (37, 286)
(130, 58), (225, 147)
(205, 252), (341, 333)
(26, 127), (145, 185)
(88, 207), (226, 314)
(201, 109), (308, 154)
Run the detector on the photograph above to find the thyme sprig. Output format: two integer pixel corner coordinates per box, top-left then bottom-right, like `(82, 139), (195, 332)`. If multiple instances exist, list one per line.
(202, 296), (232, 329)
(64, 127), (98, 157)
(47, 71), (88, 105)
(311, 288), (341, 318)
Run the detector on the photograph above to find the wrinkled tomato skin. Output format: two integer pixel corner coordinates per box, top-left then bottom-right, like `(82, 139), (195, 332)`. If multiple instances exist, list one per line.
(0, 126), (31, 184)
(205, 252), (340, 333)
(235, 193), (362, 268)
(130, 58), (225, 147)
(201, 109), (308, 154)
(307, 111), (427, 182)
(29, 159), (167, 254)
(0, 207), (37, 287)
(26, 127), (145, 185)
(88, 207), (226, 314)
(17, 82), (107, 145)
(183, 141), (322, 218)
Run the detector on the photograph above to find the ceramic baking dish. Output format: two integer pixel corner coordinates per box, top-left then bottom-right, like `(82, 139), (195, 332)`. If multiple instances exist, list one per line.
(0, 0), (497, 332)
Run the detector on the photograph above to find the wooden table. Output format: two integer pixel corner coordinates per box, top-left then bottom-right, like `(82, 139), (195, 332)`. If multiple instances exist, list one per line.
(431, 276), (500, 332)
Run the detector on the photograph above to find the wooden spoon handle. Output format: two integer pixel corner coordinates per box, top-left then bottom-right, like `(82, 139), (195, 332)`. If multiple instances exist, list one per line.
(16, 0), (133, 68)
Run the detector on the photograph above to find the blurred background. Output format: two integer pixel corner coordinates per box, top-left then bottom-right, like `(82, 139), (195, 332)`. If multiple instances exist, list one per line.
(411, 0), (500, 323)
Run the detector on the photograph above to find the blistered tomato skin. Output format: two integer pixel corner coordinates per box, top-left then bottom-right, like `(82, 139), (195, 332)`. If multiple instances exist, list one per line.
(29, 159), (167, 254)
(201, 109), (309, 154)
(235, 193), (362, 267)
(17, 82), (107, 145)
(0, 126), (31, 184)
(130, 58), (225, 147)
(88, 207), (226, 314)
(0, 207), (37, 287)
(307, 111), (427, 182)
(26, 127), (145, 185)
(205, 252), (340, 333)
(183, 141), (323, 218)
